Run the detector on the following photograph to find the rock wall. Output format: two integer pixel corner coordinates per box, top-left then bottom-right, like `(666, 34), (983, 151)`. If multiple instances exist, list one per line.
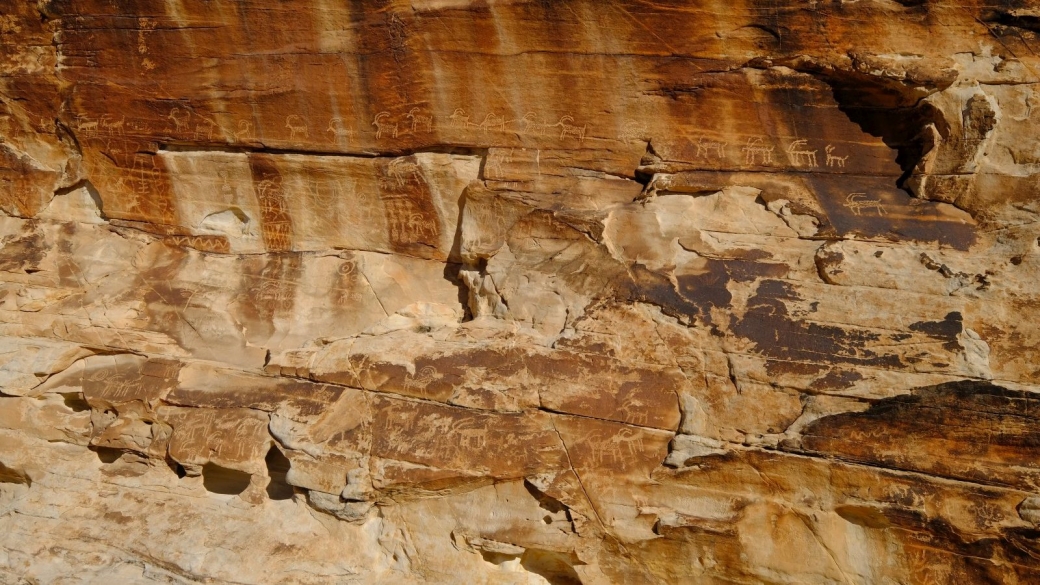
(3, 1), (1040, 583)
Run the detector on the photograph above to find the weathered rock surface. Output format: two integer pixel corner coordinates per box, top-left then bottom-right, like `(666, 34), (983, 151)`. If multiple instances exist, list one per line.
(2, 1), (1040, 583)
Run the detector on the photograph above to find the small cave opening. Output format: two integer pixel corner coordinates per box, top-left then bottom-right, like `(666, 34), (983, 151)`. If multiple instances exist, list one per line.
(518, 549), (584, 585)
(201, 462), (251, 495)
(60, 392), (91, 412)
(90, 446), (124, 464)
(264, 445), (294, 501)
(167, 457), (187, 479)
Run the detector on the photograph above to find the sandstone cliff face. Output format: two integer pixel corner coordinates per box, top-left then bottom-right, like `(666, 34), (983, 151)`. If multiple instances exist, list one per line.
(3, 1), (1040, 583)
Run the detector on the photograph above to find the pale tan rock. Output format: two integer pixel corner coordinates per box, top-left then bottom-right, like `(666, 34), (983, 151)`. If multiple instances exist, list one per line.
(3, 1), (1040, 582)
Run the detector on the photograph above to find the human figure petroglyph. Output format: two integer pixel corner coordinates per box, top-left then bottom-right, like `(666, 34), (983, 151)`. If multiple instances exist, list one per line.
(449, 108), (470, 129)
(844, 193), (886, 216)
(555, 115), (587, 142)
(825, 144), (848, 168)
(385, 199), (435, 241)
(217, 169), (235, 199)
(485, 149), (514, 177)
(742, 137), (774, 165)
(326, 117), (354, 143)
(786, 139), (818, 167)
(372, 112), (398, 139)
(285, 115), (309, 141)
(406, 108), (433, 133)
(695, 137), (726, 159)
(167, 107), (191, 133)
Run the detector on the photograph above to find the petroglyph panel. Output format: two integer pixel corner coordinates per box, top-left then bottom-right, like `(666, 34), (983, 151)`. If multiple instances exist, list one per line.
(159, 151), (478, 258)
(6, 1), (1040, 583)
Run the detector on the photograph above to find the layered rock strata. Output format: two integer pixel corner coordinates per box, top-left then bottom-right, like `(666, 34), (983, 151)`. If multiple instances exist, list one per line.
(3, 1), (1040, 583)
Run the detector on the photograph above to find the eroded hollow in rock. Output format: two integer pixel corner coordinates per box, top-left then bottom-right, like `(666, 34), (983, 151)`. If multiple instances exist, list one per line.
(91, 447), (124, 464)
(0, 461), (31, 486)
(813, 69), (950, 189)
(264, 446), (293, 501)
(519, 549), (583, 585)
(60, 392), (90, 412)
(201, 463), (251, 496)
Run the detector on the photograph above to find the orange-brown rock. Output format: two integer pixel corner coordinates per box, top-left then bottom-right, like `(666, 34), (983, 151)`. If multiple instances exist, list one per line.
(3, 1), (1040, 582)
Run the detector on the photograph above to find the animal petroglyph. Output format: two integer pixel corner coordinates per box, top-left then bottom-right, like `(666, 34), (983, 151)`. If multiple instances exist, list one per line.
(406, 108), (433, 133)
(825, 144), (849, 168)
(373, 112), (399, 139)
(451, 419), (488, 450)
(285, 115), (309, 141)
(381, 159), (423, 190)
(618, 399), (649, 425)
(194, 117), (218, 141)
(844, 193), (886, 216)
(76, 118), (100, 137)
(521, 112), (546, 136)
(100, 115), (126, 136)
(695, 137), (726, 159)
(477, 113), (506, 135)
(234, 120), (253, 142)
(610, 427), (645, 457)
(449, 108), (470, 129)
(742, 137), (774, 165)
(403, 366), (438, 393)
(167, 107), (191, 133)
(555, 115), (587, 142)
(787, 139), (818, 167)
(326, 117), (355, 143)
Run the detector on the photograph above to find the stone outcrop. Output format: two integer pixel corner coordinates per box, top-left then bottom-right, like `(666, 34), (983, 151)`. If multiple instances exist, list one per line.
(3, 1), (1040, 583)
